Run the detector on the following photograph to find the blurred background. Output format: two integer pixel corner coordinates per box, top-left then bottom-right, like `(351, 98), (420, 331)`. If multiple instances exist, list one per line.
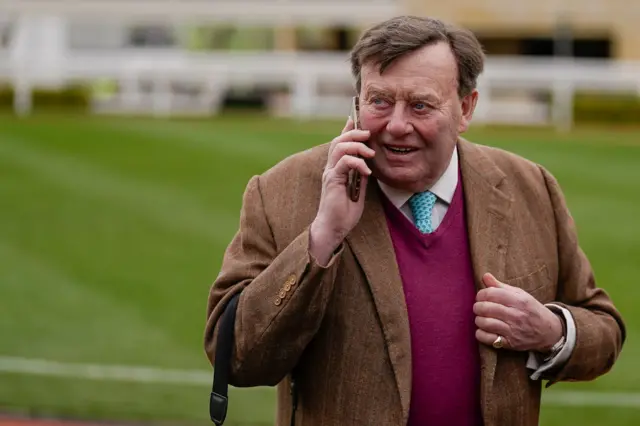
(0, 1), (638, 425)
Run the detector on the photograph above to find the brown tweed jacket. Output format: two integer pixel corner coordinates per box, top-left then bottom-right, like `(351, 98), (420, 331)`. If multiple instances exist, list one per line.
(205, 138), (625, 426)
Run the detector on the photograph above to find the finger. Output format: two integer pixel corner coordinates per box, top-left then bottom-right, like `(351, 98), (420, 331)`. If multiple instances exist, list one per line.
(328, 129), (370, 161)
(333, 155), (372, 179)
(476, 328), (512, 350)
(337, 129), (371, 144)
(473, 301), (518, 322)
(482, 273), (509, 289)
(327, 118), (352, 162)
(475, 316), (510, 336)
(476, 287), (515, 304)
(328, 142), (375, 168)
(477, 287), (532, 310)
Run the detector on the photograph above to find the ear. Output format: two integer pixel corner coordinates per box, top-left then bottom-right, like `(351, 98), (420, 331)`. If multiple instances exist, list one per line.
(458, 89), (479, 134)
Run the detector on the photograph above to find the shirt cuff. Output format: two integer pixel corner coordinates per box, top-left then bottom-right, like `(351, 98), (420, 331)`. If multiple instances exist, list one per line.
(527, 303), (576, 381)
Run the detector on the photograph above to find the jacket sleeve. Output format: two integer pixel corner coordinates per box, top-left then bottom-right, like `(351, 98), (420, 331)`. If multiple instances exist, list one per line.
(204, 175), (343, 387)
(538, 165), (626, 385)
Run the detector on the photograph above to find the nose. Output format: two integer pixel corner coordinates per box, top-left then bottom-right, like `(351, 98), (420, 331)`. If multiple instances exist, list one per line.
(385, 103), (413, 137)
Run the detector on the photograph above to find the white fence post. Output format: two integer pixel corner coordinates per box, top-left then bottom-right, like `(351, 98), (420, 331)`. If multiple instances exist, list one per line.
(13, 78), (32, 116)
(291, 72), (317, 119)
(551, 81), (575, 133)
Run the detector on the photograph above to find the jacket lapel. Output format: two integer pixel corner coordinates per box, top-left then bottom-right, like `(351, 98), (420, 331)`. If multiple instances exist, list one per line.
(345, 179), (412, 424)
(344, 140), (512, 426)
(458, 139), (513, 426)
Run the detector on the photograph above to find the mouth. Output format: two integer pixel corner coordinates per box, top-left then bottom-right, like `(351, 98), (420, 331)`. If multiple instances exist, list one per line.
(384, 145), (418, 155)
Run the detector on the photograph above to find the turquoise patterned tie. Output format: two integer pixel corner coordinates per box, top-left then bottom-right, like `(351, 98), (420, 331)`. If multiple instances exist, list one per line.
(408, 191), (437, 234)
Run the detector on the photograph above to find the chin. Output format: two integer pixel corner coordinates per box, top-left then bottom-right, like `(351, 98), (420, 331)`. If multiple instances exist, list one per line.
(376, 171), (427, 193)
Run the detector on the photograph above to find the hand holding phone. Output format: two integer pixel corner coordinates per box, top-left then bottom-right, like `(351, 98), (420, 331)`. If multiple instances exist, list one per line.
(309, 97), (374, 266)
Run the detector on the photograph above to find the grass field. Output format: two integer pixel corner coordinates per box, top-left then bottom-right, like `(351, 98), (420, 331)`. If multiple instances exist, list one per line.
(0, 112), (639, 425)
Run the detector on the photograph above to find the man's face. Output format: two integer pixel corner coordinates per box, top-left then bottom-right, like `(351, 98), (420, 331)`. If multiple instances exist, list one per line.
(358, 41), (478, 193)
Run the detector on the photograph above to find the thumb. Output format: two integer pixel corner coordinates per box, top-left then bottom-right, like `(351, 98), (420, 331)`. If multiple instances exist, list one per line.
(482, 273), (505, 288)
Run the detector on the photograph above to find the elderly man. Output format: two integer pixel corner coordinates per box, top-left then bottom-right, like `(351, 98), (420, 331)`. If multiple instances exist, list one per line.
(205, 15), (625, 426)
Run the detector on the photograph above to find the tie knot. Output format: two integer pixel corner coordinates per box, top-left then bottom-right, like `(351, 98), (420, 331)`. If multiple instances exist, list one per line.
(408, 191), (437, 234)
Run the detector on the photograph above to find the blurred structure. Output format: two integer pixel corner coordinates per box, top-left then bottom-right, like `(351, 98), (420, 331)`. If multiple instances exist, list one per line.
(0, 0), (639, 129)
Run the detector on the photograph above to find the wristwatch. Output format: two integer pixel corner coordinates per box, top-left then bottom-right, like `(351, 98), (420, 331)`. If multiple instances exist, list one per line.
(542, 335), (566, 363)
(541, 312), (567, 362)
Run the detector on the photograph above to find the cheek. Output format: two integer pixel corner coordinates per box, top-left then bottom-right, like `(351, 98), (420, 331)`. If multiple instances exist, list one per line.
(412, 119), (443, 142)
(359, 109), (386, 133)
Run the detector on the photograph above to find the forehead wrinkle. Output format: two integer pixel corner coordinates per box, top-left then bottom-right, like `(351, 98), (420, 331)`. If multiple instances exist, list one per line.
(360, 45), (458, 98)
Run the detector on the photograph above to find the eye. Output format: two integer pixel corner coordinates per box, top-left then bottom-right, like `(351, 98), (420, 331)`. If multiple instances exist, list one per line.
(413, 102), (427, 111)
(372, 97), (387, 106)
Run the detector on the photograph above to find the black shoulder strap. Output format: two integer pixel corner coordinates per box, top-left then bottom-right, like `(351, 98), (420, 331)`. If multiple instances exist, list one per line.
(209, 291), (299, 425)
(210, 292), (240, 425)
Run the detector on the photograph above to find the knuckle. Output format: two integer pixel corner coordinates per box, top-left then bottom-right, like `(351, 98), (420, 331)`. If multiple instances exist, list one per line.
(475, 316), (486, 328)
(513, 311), (525, 327)
(332, 143), (346, 157)
(516, 295), (528, 309)
(472, 302), (481, 315)
(322, 168), (338, 184)
(477, 303), (489, 316)
(522, 296), (535, 311)
(341, 155), (358, 171)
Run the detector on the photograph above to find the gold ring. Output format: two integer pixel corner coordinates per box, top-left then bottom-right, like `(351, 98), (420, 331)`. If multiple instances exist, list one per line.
(492, 336), (504, 349)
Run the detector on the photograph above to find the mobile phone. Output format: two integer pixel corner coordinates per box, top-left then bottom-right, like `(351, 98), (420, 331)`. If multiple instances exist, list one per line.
(348, 96), (362, 202)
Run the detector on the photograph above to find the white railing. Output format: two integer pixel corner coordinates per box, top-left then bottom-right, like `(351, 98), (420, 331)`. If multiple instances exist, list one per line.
(2, 48), (640, 129)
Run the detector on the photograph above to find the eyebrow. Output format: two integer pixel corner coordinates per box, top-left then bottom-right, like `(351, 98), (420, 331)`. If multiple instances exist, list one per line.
(407, 93), (440, 104)
(363, 86), (391, 98)
(364, 86), (440, 103)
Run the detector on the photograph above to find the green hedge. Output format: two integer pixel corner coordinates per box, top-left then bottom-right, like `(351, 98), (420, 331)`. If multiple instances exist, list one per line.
(573, 92), (640, 124)
(0, 84), (91, 111)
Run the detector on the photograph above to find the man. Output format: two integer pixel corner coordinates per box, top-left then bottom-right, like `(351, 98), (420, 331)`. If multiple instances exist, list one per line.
(205, 15), (625, 426)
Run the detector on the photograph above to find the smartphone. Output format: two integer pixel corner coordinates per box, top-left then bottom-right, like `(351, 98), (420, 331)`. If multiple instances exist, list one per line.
(348, 96), (362, 202)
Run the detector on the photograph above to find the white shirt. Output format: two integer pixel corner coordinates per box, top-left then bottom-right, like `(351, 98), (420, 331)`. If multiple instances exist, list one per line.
(378, 146), (459, 230)
(377, 146), (576, 380)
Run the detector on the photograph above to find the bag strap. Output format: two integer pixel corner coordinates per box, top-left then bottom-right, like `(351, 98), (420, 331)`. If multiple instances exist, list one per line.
(290, 372), (298, 426)
(210, 292), (240, 425)
(209, 291), (299, 425)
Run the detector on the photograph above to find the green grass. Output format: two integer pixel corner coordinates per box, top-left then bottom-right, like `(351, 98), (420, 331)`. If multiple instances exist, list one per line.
(0, 113), (639, 425)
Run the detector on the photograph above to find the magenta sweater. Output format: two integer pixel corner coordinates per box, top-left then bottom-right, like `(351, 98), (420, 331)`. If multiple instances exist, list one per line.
(381, 177), (483, 426)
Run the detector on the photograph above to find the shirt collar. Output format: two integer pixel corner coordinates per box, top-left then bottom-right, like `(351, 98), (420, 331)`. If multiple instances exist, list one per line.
(378, 146), (459, 209)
